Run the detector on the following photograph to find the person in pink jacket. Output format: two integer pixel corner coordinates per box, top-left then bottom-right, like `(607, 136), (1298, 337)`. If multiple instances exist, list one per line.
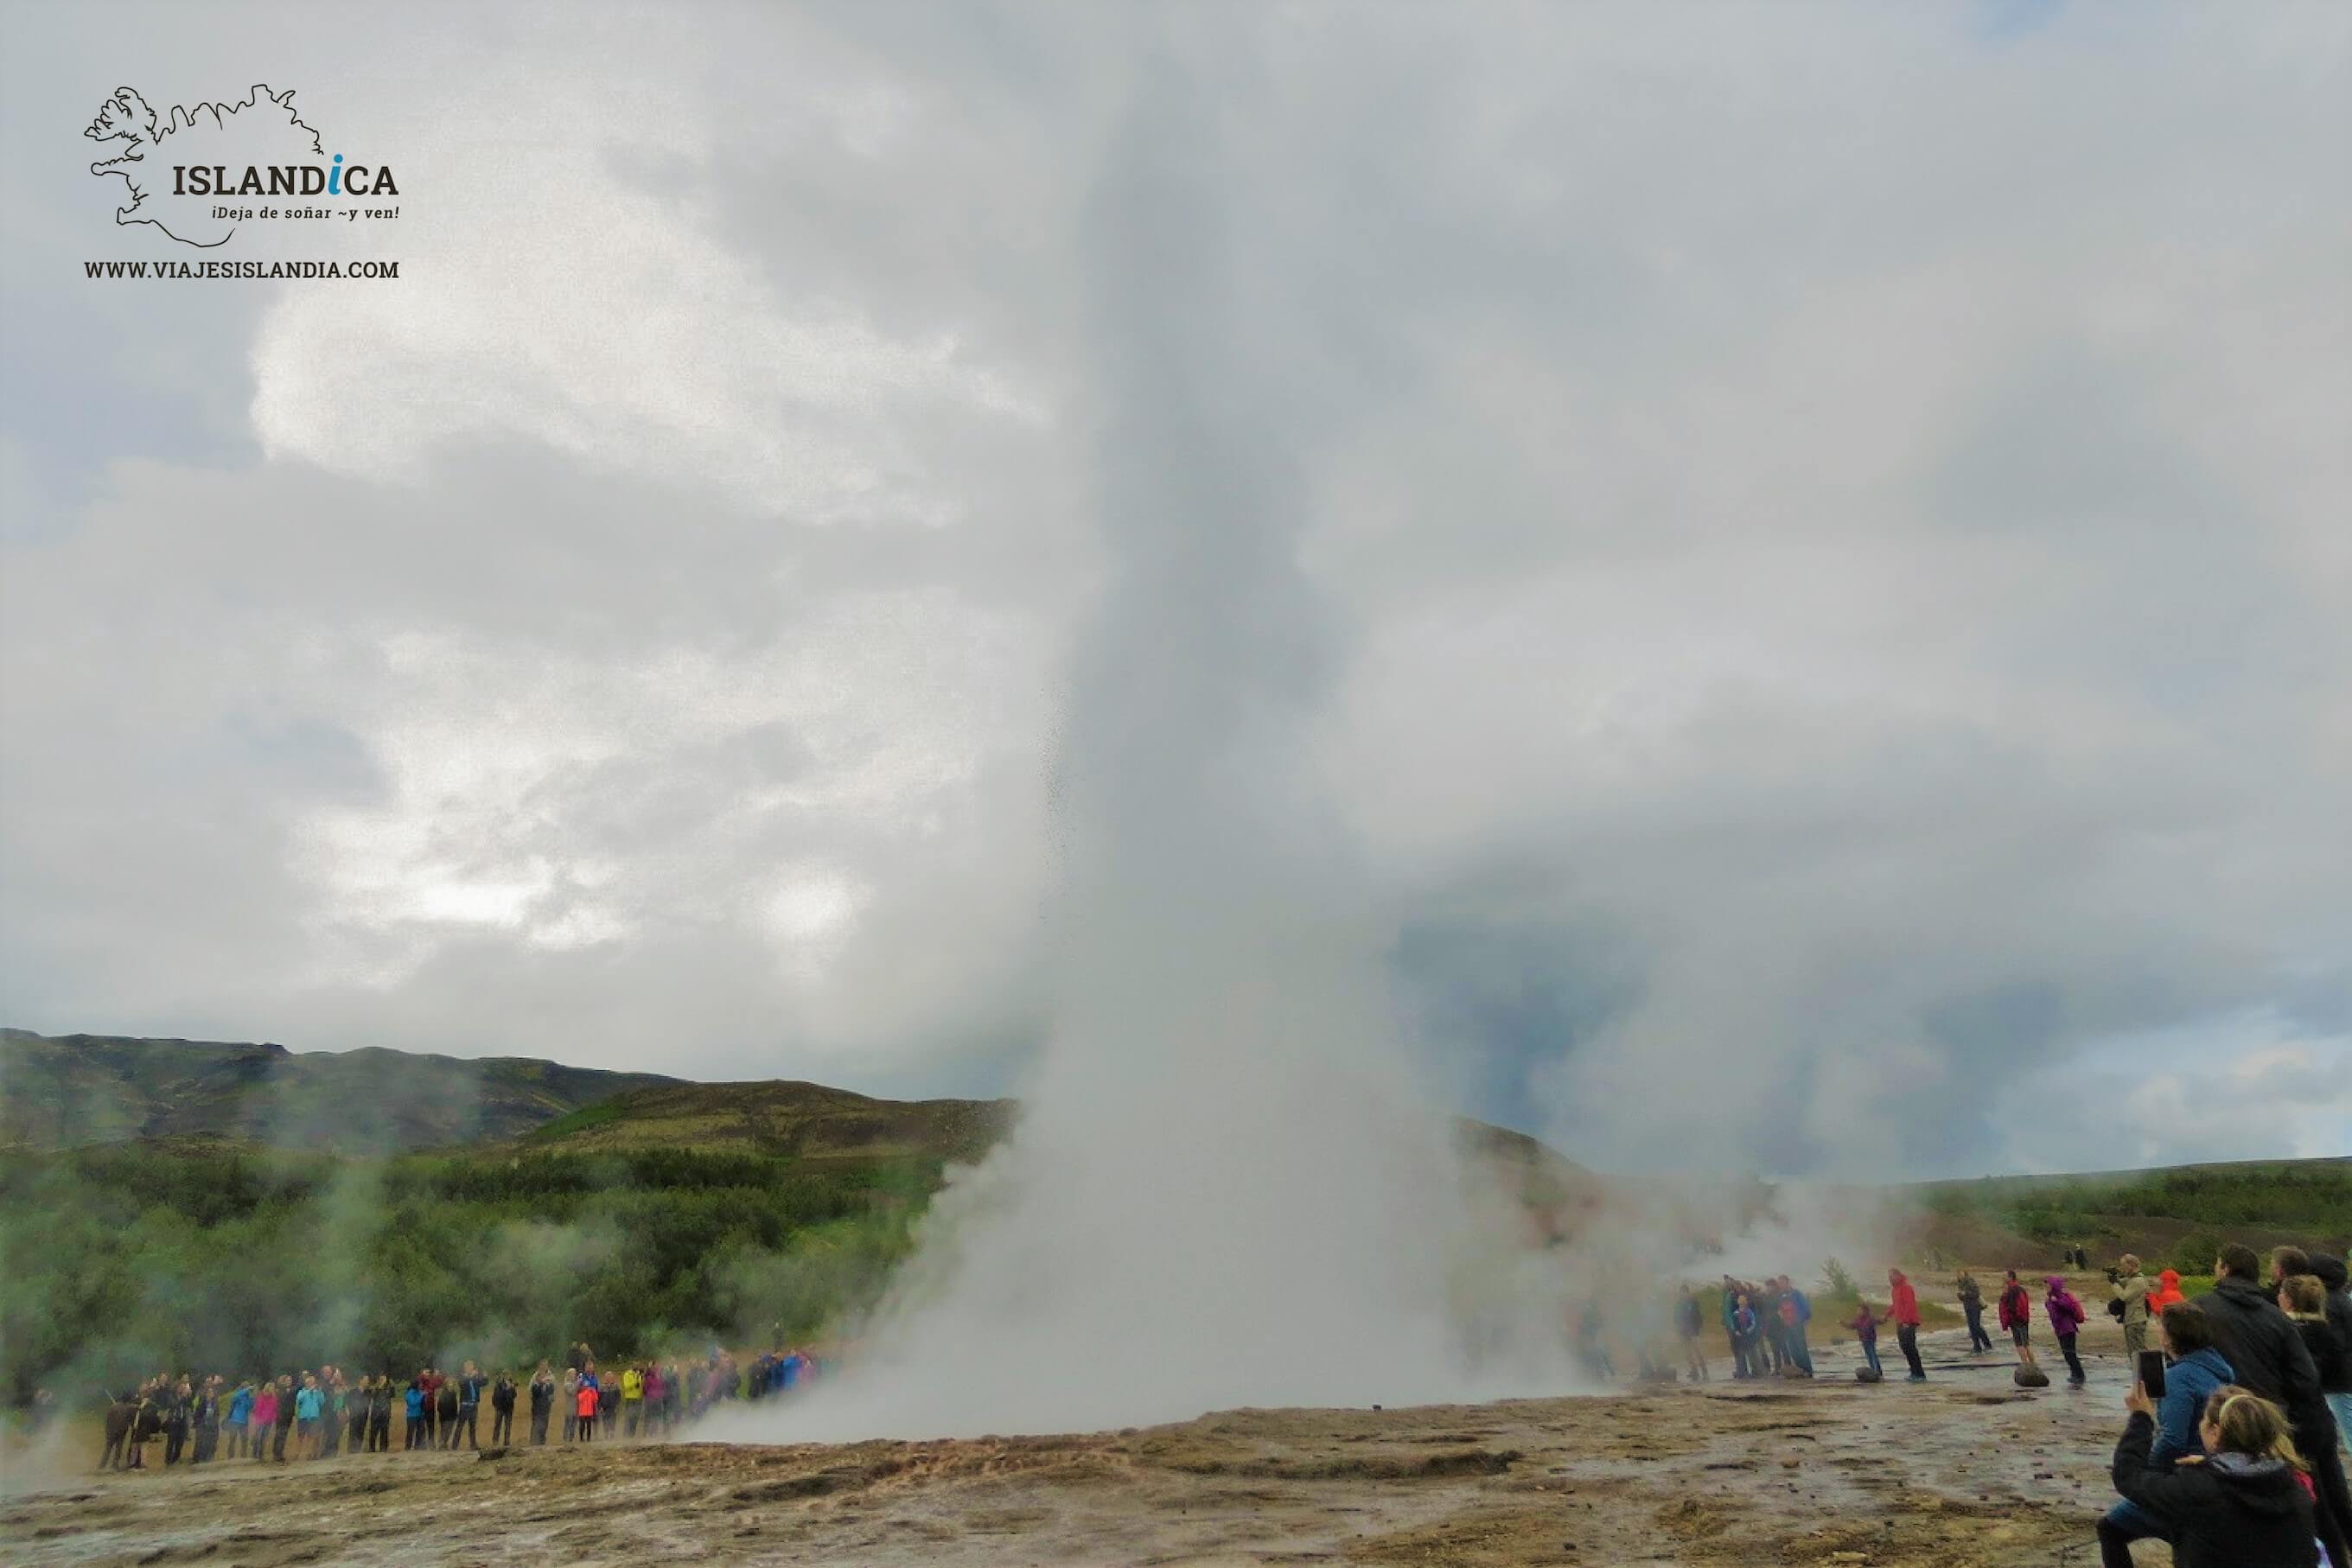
(2045, 1275), (2088, 1386)
(248, 1384), (278, 1462)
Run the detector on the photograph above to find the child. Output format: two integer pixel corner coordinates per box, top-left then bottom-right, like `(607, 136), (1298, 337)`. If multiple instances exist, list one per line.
(575, 1370), (600, 1442)
(1849, 1301), (1884, 1377)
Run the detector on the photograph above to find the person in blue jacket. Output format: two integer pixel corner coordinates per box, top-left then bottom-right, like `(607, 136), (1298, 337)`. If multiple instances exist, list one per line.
(292, 1374), (325, 1462)
(2095, 1300), (2236, 1565)
(223, 1380), (255, 1460)
(402, 1380), (427, 1450)
(1731, 1292), (1762, 1380)
(1777, 1275), (1816, 1377)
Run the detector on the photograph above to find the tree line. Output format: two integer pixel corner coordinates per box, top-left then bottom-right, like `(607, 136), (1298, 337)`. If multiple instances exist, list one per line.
(0, 1141), (941, 1405)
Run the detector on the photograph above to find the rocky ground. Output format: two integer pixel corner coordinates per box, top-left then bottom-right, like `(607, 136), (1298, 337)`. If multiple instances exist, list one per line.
(3, 1316), (2145, 1567)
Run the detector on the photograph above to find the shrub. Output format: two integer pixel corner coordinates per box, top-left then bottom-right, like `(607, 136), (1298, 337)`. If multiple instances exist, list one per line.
(2173, 1231), (2224, 1278)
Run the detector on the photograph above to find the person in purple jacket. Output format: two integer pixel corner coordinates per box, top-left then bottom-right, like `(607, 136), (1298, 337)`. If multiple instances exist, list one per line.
(2047, 1274), (2089, 1386)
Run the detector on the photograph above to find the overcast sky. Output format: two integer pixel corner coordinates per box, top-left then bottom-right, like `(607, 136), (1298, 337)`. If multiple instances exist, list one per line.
(2, 0), (2346, 1178)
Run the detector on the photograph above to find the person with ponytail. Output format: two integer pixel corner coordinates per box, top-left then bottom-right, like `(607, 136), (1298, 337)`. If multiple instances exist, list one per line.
(2108, 1382), (2319, 1567)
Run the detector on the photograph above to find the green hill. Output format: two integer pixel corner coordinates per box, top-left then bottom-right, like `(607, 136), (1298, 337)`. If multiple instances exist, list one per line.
(520, 1078), (1017, 1169)
(1902, 1156), (2351, 1275)
(0, 1029), (679, 1154)
(8, 1023), (2334, 1410)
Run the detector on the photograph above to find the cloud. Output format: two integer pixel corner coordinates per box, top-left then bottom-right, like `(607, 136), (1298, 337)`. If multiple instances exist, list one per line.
(2, 1), (2347, 1172)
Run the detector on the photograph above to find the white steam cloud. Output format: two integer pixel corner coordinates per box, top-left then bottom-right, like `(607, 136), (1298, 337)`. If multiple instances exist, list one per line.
(702, 54), (1584, 1441)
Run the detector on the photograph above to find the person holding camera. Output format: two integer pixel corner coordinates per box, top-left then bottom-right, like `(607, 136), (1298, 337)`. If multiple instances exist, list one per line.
(2200, 1243), (2352, 1567)
(2115, 1254), (2152, 1360)
(2107, 1380), (2319, 1568)
(2095, 1301), (2236, 1565)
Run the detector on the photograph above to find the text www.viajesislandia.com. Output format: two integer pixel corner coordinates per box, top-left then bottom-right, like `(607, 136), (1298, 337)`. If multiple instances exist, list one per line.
(83, 258), (401, 280)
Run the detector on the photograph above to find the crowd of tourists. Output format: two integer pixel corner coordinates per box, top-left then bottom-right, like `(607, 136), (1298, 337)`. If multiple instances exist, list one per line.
(1646, 1240), (2350, 1566)
(68, 1237), (2352, 1567)
(2093, 1243), (2351, 1568)
(92, 1341), (827, 1471)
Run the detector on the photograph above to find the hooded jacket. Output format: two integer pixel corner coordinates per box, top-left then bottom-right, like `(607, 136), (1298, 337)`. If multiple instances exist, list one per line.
(2118, 1270), (2152, 1326)
(2308, 1255), (2352, 1394)
(1888, 1272), (1921, 1328)
(2198, 1278), (2327, 1424)
(2150, 1346), (2235, 1468)
(2196, 1274), (2352, 1568)
(2046, 1278), (2087, 1338)
(2289, 1316), (2347, 1403)
(2111, 1411), (2317, 1568)
(2149, 1269), (2188, 1316)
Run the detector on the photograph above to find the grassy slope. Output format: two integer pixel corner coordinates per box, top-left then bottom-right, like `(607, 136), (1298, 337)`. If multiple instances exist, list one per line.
(0, 1029), (679, 1153)
(519, 1079), (1016, 1170)
(1894, 1157), (2351, 1277)
(9, 1026), (2334, 1280)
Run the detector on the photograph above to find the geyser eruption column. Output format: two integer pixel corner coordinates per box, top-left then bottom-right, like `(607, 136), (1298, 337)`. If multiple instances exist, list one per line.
(773, 64), (1564, 1440)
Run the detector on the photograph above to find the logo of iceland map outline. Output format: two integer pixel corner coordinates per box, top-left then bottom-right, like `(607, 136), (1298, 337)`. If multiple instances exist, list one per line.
(84, 83), (397, 249)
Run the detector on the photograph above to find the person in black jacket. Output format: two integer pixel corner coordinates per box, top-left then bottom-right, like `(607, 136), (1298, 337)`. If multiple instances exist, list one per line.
(436, 1374), (461, 1448)
(490, 1373), (517, 1446)
(2198, 1244), (2352, 1568)
(161, 1379), (192, 1465)
(2108, 1381), (2317, 1568)
(341, 1378), (367, 1453)
(189, 1378), (220, 1464)
(2311, 1254), (2352, 1457)
(529, 1363), (555, 1445)
(2282, 1275), (2349, 1413)
(367, 1376), (393, 1452)
(455, 1361), (484, 1450)
(271, 1374), (297, 1463)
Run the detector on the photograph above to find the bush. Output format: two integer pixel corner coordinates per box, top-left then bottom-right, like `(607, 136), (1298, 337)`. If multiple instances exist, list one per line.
(2173, 1232), (2224, 1278)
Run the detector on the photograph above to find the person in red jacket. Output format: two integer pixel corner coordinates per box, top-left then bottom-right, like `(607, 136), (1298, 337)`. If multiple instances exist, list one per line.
(574, 1370), (600, 1443)
(1888, 1269), (1926, 1381)
(1999, 1270), (2040, 1372)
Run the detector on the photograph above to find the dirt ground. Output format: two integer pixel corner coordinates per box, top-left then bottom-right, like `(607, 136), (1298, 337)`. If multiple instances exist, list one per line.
(2, 1303), (2151, 1567)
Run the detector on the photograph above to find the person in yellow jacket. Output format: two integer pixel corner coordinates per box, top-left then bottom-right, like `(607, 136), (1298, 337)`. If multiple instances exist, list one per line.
(619, 1365), (645, 1438)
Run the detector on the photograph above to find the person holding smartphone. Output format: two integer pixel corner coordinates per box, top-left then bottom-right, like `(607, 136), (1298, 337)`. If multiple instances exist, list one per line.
(2107, 1383), (2319, 1568)
(2096, 1301), (2237, 1565)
